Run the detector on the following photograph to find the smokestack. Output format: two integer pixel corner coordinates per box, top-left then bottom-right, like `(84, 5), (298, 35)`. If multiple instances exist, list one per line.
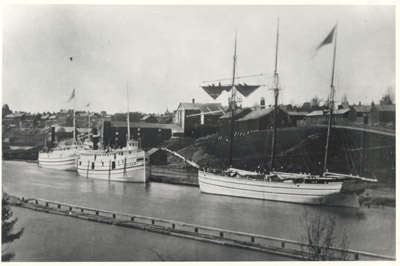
(51, 126), (55, 148)
(260, 98), (265, 109)
(192, 98), (195, 103)
(359, 101), (361, 106)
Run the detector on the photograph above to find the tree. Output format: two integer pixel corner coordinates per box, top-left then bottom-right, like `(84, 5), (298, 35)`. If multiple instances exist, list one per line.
(380, 86), (394, 105)
(2, 104), (12, 119)
(2, 195), (24, 261)
(300, 207), (349, 260)
(311, 96), (322, 107)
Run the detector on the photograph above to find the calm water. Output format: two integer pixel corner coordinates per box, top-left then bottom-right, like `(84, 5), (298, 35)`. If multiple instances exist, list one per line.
(2, 160), (395, 260)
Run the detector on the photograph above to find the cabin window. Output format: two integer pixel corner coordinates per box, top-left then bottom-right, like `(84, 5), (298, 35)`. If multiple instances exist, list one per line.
(112, 161), (116, 169)
(91, 162), (95, 169)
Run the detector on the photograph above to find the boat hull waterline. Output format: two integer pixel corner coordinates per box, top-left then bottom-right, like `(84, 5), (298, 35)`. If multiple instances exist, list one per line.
(198, 170), (362, 208)
(77, 149), (150, 183)
(38, 149), (81, 171)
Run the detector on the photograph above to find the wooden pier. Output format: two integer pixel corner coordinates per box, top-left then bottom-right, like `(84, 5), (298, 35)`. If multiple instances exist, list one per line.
(9, 195), (395, 261)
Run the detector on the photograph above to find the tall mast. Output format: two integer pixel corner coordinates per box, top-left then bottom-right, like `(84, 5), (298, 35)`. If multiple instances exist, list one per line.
(126, 84), (131, 147)
(270, 18), (280, 172)
(323, 24), (338, 175)
(73, 89), (76, 141)
(228, 31), (238, 168)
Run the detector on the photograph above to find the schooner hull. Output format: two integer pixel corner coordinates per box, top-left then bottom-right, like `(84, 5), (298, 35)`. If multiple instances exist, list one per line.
(198, 170), (361, 208)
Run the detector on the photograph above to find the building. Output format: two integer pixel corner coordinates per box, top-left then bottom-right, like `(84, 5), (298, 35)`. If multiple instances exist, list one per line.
(2, 113), (25, 128)
(351, 105), (372, 125)
(218, 107), (253, 134)
(46, 115), (59, 128)
(40, 114), (50, 127)
(304, 108), (355, 125)
(287, 111), (308, 126)
(102, 121), (183, 149)
(235, 107), (290, 132)
(369, 104), (395, 126)
(175, 101), (225, 137)
(57, 109), (70, 125)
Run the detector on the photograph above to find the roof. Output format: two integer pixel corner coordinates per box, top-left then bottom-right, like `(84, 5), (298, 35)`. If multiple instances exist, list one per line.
(236, 107), (274, 121)
(178, 102), (225, 114)
(147, 148), (166, 155)
(219, 108), (252, 119)
(49, 115), (57, 120)
(287, 111), (309, 116)
(375, 104), (395, 112)
(110, 121), (183, 133)
(41, 114), (50, 120)
(306, 109), (350, 117)
(141, 115), (156, 121)
(353, 105), (372, 113)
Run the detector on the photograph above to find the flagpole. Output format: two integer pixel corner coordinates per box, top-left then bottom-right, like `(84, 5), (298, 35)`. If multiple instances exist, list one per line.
(323, 24), (338, 175)
(73, 89), (76, 141)
(126, 83), (130, 147)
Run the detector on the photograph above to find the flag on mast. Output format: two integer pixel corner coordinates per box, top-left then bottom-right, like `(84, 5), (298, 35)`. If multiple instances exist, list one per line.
(312, 25), (337, 57)
(86, 103), (90, 107)
(67, 89), (75, 102)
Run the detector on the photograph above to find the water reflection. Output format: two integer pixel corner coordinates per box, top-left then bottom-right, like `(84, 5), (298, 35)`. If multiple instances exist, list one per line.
(2, 160), (395, 256)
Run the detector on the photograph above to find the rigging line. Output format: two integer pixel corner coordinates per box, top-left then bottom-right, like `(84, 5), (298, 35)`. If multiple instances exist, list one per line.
(202, 73), (272, 83)
(345, 129), (359, 174)
(345, 129), (377, 178)
(339, 127), (352, 174)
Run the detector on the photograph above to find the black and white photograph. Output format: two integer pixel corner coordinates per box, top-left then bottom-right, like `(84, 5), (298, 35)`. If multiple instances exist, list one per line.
(1, 3), (396, 262)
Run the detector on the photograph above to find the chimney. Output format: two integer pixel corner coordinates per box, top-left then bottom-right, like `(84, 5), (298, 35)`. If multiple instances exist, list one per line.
(359, 101), (361, 106)
(192, 98), (195, 103)
(51, 126), (55, 148)
(260, 98), (265, 109)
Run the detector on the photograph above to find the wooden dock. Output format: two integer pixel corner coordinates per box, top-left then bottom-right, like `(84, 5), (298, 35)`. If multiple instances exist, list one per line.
(8, 195), (395, 261)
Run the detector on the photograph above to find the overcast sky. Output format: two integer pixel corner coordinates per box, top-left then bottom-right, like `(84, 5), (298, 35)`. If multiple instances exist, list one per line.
(2, 5), (395, 114)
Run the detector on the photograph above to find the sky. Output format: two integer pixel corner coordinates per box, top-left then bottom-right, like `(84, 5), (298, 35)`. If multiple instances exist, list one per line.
(2, 4), (396, 114)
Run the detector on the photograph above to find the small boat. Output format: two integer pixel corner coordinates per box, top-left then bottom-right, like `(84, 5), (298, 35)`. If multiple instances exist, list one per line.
(76, 86), (150, 182)
(198, 20), (377, 208)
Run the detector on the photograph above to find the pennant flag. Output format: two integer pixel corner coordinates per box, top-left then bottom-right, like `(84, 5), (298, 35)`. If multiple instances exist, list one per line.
(86, 102), (90, 107)
(201, 83), (231, 99)
(67, 89), (75, 102)
(235, 84), (260, 97)
(201, 83), (261, 99)
(312, 25), (336, 58)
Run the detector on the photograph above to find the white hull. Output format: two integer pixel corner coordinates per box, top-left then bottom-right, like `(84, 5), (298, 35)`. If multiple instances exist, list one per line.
(77, 147), (150, 183)
(198, 170), (361, 208)
(38, 151), (79, 171)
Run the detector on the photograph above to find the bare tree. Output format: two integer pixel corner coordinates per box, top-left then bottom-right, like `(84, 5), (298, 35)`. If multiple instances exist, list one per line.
(299, 207), (349, 260)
